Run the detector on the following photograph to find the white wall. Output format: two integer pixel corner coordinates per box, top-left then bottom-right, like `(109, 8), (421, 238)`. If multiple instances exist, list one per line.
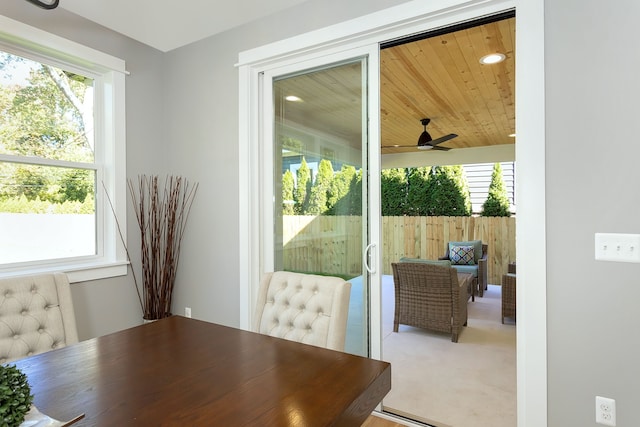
(545, 0), (640, 425)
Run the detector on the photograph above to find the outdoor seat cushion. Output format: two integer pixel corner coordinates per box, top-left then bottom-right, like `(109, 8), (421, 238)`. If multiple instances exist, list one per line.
(450, 264), (478, 277)
(399, 257), (452, 267)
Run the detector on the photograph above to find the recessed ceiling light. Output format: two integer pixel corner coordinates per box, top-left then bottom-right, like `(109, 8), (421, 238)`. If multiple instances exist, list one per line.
(479, 53), (506, 65)
(285, 95), (303, 102)
(509, 133), (516, 138)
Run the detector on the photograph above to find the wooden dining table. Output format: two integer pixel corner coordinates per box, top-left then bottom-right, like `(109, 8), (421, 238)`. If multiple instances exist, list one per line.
(12, 316), (391, 426)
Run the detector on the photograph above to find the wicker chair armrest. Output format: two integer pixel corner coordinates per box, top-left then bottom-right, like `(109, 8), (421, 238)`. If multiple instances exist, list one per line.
(478, 256), (487, 271)
(456, 274), (472, 299)
(501, 273), (517, 323)
(455, 273), (470, 332)
(478, 256), (488, 284)
(480, 244), (489, 261)
(502, 272), (517, 288)
(502, 273), (517, 309)
(451, 270), (469, 342)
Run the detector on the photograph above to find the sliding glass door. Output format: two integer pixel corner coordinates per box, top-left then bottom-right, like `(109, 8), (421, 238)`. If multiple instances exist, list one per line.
(262, 49), (382, 358)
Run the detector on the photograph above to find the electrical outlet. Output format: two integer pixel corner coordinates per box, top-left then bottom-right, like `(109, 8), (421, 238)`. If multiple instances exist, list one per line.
(596, 396), (616, 426)
(185, 307), (192, 318)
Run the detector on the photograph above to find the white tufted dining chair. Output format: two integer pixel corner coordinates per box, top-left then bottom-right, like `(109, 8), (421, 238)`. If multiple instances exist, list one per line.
(253, 271), (352, 351)
(0, 273), (79, 364)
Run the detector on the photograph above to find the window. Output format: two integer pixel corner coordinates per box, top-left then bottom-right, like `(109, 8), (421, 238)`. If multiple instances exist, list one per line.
(0, 15), (127, 281)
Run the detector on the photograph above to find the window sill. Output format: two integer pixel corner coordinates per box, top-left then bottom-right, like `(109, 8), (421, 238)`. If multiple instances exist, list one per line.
(0, 260), (129, 283)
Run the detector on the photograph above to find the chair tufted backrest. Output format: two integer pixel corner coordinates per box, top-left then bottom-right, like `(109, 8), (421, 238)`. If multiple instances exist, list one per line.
(0, 273), (79, 364)
(253, 271), (352, 351)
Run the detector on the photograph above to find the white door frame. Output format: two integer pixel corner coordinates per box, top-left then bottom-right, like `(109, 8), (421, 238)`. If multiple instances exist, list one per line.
(237, 1), (546, 426)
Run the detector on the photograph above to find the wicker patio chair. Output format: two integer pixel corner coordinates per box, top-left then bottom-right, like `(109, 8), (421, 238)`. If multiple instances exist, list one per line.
(501, 267), (517, 323)
(391, 262), (471, 342)
(439, 241), (488, 299)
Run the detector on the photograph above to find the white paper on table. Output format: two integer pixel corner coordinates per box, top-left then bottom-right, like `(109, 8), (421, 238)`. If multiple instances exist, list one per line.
(20, 405), (84, 427)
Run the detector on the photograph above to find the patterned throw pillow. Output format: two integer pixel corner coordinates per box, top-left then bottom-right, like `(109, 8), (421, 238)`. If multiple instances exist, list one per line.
(450, 245), (475, 265)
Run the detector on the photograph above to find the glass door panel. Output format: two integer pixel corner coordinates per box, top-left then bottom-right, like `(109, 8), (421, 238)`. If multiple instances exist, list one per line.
(272, 59), (369, 356)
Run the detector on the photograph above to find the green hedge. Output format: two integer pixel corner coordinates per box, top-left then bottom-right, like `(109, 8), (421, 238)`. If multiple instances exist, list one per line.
(0, 194), (95, 214)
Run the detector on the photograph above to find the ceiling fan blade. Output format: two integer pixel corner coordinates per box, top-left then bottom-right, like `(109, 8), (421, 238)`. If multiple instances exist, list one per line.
(25, 0), (59, 9)
(382, 133), (457, 151)
(430, 145), (451, 151)
(381, 144), (416, 149)
(429, 133), (458, 146)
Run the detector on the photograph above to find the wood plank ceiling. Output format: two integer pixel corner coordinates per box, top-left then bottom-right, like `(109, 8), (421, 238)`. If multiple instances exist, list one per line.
(380, 15), (515, 154)
(274, 14), (515, 156)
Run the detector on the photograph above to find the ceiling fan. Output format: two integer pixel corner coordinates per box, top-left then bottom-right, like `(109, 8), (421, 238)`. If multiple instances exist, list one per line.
(383, 118), (458, 151)
(25, 0), (59, 10)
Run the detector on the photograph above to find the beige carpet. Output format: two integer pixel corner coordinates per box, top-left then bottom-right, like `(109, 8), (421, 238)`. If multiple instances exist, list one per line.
(380, 276), (516, 427)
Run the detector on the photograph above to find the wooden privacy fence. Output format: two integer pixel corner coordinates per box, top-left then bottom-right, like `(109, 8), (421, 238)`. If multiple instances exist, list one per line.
(282, 216), (516, 285)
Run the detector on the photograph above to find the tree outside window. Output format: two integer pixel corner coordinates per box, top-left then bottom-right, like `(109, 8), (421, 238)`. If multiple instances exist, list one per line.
(0, 51), (96, 264)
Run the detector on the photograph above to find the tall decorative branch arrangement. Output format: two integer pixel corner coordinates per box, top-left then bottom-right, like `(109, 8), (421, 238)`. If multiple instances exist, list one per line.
(128, 175), (198, 321)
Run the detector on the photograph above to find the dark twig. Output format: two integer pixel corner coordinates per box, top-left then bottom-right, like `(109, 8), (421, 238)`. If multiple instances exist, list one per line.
(129, 175), (198, 320)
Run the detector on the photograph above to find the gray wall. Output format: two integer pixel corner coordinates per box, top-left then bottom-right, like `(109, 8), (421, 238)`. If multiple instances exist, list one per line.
(3, 0), (640, 425)
(545, 0), (640, 425)
(162, 0), (416, 328)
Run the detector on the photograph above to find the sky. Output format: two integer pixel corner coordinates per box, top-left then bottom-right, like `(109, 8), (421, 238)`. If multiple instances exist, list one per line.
(0, 51), (37, 86)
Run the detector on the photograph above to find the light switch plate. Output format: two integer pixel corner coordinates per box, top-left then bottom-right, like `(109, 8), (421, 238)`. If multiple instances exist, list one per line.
(595, 233), (640, 263)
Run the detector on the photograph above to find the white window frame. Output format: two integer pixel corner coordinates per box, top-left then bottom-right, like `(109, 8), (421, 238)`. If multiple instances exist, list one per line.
(0, 15), (127, 283)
